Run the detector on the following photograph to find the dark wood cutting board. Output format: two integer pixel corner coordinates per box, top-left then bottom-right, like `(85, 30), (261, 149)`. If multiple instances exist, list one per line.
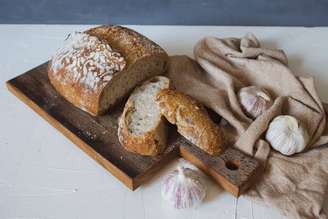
(6, 62), (261, 197)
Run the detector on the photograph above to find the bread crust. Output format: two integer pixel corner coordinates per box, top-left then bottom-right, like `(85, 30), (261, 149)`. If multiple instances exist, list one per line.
(156, 89), (225, 155)
(118, 76), (170, 156)
(48, 25), (168, 116)
(86, 25), (167, 66)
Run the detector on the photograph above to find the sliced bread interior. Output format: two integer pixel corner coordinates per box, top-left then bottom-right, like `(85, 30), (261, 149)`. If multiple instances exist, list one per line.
(118, 76), (170, 156)
(98, 55), (168, 114)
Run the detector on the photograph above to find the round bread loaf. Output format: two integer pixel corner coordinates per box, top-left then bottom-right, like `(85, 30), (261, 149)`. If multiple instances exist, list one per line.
(48, 25), (168, 116)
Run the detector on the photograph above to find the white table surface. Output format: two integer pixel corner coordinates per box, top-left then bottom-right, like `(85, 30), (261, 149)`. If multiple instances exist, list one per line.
(1, 25), (328, 219)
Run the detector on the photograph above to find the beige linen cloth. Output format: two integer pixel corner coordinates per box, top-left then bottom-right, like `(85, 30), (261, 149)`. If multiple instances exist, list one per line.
(167, 34), (328, 219)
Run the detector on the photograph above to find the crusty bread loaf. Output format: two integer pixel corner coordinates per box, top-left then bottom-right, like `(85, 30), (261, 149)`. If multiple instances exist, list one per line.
(48, 25), (168, 116)
(118, 76), (171, 156)
(156, 89), (225, 155)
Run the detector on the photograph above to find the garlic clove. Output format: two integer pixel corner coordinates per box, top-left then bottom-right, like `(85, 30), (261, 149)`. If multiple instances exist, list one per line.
(238, 86), (273, 119)
(161, 166), (206, 209)
(265, 115), (309, 156)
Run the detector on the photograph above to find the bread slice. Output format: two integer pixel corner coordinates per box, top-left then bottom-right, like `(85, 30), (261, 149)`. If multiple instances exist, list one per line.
(48, 25), (168, 116)
(118, 76), (170, 156)
(156, 89), (225, 156)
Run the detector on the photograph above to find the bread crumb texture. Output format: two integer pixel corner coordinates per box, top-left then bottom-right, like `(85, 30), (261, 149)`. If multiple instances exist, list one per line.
(127, 77), (168, 135)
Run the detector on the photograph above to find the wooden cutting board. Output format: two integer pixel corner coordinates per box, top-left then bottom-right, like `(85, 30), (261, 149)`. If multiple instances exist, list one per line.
(6, 62), (262, 197)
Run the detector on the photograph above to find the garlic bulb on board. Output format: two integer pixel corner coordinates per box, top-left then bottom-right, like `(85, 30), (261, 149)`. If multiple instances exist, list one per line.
(161, 166), (206, 209)
(265, 115), (309, 156)
(238, 86), (273, 119)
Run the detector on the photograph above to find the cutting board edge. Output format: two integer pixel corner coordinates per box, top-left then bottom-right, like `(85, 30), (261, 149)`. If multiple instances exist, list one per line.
(179, 145), (262, 197)
(5, 68), (264, 196)
(6, 80), (139, 190)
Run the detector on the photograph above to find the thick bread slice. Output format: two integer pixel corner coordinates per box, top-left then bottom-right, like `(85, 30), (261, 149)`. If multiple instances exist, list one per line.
(118, 76), (170, 156)
(156, 89), (225, 156)
(48, 25), (168, 116)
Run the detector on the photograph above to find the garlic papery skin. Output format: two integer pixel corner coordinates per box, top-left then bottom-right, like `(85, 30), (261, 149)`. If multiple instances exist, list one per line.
(265, 115), (309, 156)
(238, 86), (273, 119)
(161, 167), (206, 209)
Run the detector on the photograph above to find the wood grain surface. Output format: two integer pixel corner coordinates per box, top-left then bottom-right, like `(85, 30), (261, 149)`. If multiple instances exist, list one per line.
(6, 62), (261, 196)
(178, 138), (261, 197)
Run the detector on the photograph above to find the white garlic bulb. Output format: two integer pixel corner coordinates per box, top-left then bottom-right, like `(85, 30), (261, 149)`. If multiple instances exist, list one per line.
(265, 115), (309, 156)
(238, 86), (273, 119)
(161, 166), (206, 209)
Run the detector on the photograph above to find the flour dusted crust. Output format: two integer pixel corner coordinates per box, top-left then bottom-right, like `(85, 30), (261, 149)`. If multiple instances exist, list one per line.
(156, 89), (225, 156)
(50, 32), (126, 91)
(48, 25), (168, 116)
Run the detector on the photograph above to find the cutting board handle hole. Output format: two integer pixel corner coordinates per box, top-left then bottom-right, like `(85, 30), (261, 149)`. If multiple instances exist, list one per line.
(225, 160), (240, 171)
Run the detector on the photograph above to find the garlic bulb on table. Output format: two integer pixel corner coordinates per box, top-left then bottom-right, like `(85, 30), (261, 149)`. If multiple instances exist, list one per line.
(265, 115), (309, 156)
(161, 166), (206, 209)
(238, 86), (273, 119)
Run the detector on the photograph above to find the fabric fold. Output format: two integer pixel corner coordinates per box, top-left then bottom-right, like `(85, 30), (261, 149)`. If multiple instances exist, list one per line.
(166, 33), (328, 219)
